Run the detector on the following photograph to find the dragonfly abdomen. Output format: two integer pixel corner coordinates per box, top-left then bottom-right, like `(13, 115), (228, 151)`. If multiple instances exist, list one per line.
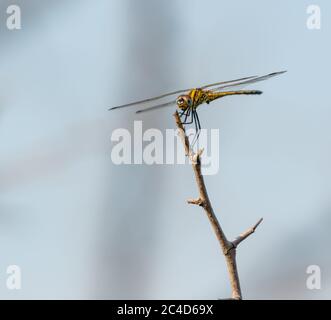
(206, 90), (262, 104)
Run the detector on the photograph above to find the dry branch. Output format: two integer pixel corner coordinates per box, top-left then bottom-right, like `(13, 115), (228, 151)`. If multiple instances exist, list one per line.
(174, 111), (262, 300)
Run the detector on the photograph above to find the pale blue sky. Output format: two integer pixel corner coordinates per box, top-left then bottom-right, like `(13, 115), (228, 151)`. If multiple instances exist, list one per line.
(0, 0), (330, 299)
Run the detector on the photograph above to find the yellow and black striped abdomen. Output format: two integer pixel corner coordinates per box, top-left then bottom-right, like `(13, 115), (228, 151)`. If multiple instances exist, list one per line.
(206, 90), (262, 104)
(188, 89), (262, 109)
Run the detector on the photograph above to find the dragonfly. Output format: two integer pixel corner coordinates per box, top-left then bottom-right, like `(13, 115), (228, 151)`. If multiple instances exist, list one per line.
(109, 70), (286, 145)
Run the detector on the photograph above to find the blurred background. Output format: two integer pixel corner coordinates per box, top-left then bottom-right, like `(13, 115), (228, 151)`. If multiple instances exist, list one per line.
(0, 0), (330, 299)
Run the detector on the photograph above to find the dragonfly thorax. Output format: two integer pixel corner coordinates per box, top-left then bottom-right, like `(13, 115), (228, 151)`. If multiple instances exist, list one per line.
(176, 94), (193, 110)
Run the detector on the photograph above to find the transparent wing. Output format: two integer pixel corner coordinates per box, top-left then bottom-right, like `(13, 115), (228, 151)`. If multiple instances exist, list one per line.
(136, 100), (176, 114)
(109, 76), (259, 111)
(109, 70), (286, 111)
(109, 88), (190, 111)
(201, 75), (258, 89)
(211, 71), (286, 92)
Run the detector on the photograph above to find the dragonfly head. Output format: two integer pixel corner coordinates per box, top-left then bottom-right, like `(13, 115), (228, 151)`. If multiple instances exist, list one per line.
(176, 95), (193, 110)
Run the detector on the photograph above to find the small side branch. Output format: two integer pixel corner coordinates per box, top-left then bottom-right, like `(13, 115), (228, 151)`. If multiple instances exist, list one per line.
(231, 218), (263, 248)
(174, 111), (262, 300)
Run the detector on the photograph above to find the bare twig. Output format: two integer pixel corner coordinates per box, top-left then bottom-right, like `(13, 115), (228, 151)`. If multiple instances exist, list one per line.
(232, 218), (263, 248)
(174, 111), (262, 300)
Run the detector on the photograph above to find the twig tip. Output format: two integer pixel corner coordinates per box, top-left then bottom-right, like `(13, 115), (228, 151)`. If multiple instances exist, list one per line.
(253, 217), (263, 230)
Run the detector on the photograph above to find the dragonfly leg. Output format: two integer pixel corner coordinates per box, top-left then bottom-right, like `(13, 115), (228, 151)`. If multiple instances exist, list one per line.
(181, 108), (194, 125)
(191, 110), (202, 147)
(182, 108), (190, 124)
(178, 109), (186, 117)
(195, 110), (201, 133)
(183, 108), (194, 125)
(179, 108), (199, 147)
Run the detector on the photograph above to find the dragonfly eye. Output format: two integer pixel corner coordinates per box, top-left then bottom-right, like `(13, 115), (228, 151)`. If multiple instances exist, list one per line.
(176, 98), (184, 105)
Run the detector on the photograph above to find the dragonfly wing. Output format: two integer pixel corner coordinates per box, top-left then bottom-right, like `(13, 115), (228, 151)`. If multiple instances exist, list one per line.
(109, 71), (286, 110)
(110, 76), (259, 111)
(136, 100), (176, 114)
(201, 75), (258, 90)
(109, 88), (190, 111)
(211, 71), (286, 92)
